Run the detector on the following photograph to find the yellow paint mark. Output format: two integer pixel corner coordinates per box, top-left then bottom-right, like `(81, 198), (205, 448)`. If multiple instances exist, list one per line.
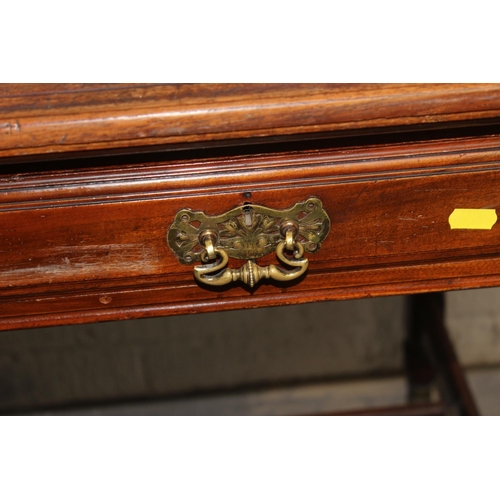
(449, 209), (497, 230)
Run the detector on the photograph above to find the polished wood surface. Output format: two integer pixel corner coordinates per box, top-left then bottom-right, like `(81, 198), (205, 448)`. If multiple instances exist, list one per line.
(2, 84), (500, 330)
(2, 84), (500, 159)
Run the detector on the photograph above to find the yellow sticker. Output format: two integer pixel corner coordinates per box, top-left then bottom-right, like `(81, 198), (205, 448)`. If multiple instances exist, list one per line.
(449, 209), (497, 230)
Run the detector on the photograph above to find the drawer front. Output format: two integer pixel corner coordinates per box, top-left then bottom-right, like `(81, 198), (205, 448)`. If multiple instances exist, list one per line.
(2, 135), (500, 329)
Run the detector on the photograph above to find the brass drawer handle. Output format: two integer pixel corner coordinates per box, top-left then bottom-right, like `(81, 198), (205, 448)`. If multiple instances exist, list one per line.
(167, 197), (329, 288)
(194, 235), (309, 287)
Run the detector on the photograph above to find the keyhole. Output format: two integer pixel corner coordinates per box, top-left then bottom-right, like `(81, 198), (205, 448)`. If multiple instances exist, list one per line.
(243, 205), (253, 227)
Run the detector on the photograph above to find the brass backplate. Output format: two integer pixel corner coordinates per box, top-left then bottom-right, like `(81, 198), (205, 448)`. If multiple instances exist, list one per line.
(167, 197), (330, 264)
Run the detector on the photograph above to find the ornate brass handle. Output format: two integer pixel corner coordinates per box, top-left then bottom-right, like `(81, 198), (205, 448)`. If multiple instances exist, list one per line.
(167, 197), (329, 289)
(193, 233), (309, 287)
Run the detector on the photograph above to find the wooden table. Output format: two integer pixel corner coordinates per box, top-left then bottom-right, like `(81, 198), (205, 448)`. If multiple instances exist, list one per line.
(2, 83), (500, 336)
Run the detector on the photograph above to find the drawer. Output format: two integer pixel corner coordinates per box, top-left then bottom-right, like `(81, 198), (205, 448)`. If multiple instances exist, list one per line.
(2, 134), (500, 330)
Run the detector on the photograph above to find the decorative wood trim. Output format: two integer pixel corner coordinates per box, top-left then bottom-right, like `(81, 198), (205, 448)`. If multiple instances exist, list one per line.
(2, 84), (500, 158)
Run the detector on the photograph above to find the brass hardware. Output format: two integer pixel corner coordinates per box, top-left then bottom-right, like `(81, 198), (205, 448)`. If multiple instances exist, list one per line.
(285, 229), (294, 251)
(194, 232), (308, 287)
(168, 197), (329, 262)
(167, 197), (329, 288)
(199, 230), (218, 261)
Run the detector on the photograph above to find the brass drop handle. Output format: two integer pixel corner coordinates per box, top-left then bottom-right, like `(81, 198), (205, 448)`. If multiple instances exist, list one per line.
(194, 231), (309, 287)
(167, 197), (330, 290)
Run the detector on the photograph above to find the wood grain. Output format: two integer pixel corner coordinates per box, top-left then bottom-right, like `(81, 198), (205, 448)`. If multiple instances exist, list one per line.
(3, 132), (500, 330)
(2, 84), (500, 158)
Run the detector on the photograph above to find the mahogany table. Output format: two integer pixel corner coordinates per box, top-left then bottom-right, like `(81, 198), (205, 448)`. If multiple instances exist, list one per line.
(2, 84), (500, 414)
